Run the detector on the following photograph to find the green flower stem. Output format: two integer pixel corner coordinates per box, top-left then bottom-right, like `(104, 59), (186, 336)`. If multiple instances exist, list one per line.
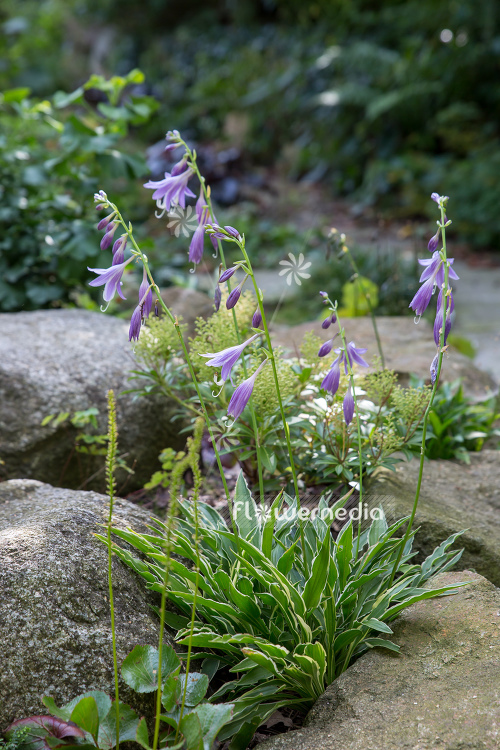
(342, 246), (385, 368)
(234, 237), (308, 569)
(185, 143), (265, 504)
(388, 204), (451, 585)
(334, 311), (365, 558)
(175, 421), (204, 740)
(113, 206), (238, 533)
(239, 242), (300, 499)
(105, 390), (120, 750)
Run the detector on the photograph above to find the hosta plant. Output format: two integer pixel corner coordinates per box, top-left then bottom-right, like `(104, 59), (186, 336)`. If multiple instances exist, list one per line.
(108, 472), (464, 748)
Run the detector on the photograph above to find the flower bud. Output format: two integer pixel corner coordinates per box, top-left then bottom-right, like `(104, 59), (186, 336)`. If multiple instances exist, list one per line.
(224, 226), (240, 239)
(430, 353), (439, 384)
(321, 316), (332, 329)
(252, 307), (262, 328)
(97, 213), (115, 231)
(214, 285), (222, 312)
(318, 339), (334, 358)
(226, 285), (242, 310)
(100, 223), (117, 250)
(428, 230), (440, 253)
(219, 267), (237, 283)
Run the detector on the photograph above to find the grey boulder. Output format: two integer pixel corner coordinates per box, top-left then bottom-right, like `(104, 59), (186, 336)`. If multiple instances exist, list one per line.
(367, 450), (500, 586)
(0, 309), (182, 491)
(260, 571), (500, 750)
(0, 479), (167, 729)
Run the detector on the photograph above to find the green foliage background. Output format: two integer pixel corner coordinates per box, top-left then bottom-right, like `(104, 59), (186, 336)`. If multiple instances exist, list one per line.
(1, 0), (500, 311)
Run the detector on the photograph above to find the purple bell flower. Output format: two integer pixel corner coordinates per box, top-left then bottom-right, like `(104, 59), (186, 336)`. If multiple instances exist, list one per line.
(189, 207), (209, 265)
(321, 360), (341, 395)
(200, 333), (260, 385)
(409, 252), (459, 317)
(431, 192), (440, 204)
(144, 162), (196, 210)
(88, 257), (133, 302)
(227, 360), (268, 421)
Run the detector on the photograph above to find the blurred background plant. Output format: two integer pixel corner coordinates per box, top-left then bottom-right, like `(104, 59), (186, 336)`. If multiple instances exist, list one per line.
(0, 0), (500, 314)
(0, 70), (157, 311)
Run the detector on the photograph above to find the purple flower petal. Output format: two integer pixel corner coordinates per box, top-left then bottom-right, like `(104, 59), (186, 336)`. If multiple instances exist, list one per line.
(227, 361), (267, 420)
(200, 333), (260, 385)
(129, 305), (142, 341)
(321, 360), (341, 396)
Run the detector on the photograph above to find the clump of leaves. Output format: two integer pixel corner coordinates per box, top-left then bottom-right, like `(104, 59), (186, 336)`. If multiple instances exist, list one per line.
(110, 473), (465, 747)
(412, 377), (500, 463)
(4, 645), (233, 750)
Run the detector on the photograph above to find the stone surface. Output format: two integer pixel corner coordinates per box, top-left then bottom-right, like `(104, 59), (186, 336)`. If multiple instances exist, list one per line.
(367, 450), (500, 587)
(260, 571), (500, 750)
(272, 316), (498, 398)
(0, 309), (183, 491)
(0, 480), (166, 730)
(160, 286), (214, 336)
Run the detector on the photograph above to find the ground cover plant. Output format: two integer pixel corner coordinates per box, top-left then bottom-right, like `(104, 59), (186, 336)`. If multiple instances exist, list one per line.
(3, 129), (474, 750)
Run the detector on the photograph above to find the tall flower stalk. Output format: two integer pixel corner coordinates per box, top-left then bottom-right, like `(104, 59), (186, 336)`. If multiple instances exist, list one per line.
(389, 194), (454, 584)
(316, 294), (369, 553)
(105, 390), (120, 750)
(152, 132), (266, 503)
(91, 191), (238, 532)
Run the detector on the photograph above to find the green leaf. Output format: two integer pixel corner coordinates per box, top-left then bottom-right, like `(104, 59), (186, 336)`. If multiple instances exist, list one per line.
(180, 672), (210, 707)
(135, 717), (151, 750)
(189, 702), (234, 750)
(260, 448), (277, 474)
(70, 696), (99, 742)
(362, 617), (393, 634)
(261, 491), (283, 559)
(303, 531), (330, 611)
(233, 471), (262, 548)
(364, 637), (400, 652)
(43, 692), (111, 724)
(241, 648), (279, 674)
(98, 702), (140, 749)
(179, 713), (203, 750)
(121, 645), (180, 693)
